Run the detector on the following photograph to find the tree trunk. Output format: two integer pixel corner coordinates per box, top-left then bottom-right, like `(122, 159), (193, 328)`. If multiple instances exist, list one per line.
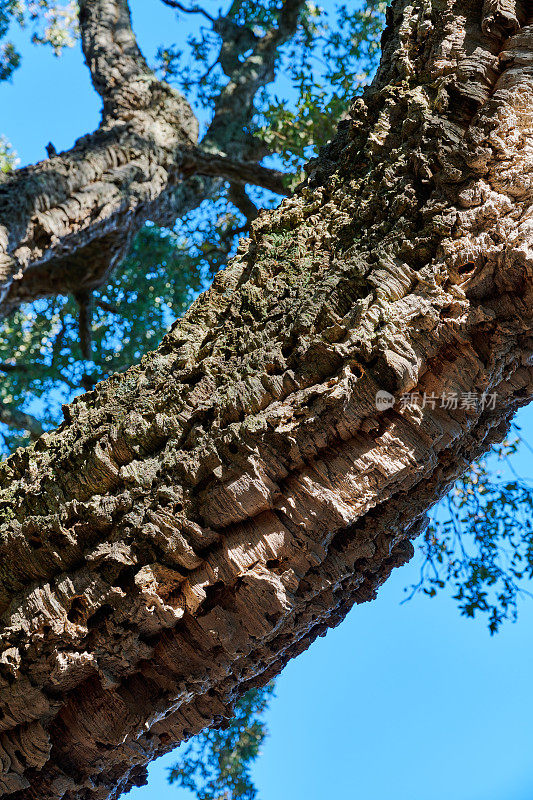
(1, 0), (533, 797)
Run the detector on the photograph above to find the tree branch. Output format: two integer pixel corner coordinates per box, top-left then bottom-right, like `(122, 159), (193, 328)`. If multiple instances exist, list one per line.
(0, 0), (304, 321)
(0, 0), (200, 320)
(205, 0), (307, 159)
(78, 0), (152, 117)
(160, 0), (215, 23)
(182, 148), (290, 195)
(0, 404), (45, 440)
(94, 297), (120, 314)
(228, 183), (260, 225)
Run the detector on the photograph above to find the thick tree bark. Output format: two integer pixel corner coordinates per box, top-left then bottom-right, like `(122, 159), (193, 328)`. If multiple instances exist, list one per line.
(1, 0), (533, 797)
(0, 0), (293, 319)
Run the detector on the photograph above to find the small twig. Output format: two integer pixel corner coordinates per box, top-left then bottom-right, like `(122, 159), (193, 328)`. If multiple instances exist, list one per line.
(94, 297), (119, 314)
(516, 433), (533, 457)
(160, 0), (215, 22)
(74, 290), (94, 360)
(200, 58), (219, 82)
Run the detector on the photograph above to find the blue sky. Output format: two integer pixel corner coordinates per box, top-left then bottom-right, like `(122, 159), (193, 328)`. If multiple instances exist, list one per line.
(3, 3), (533, 799)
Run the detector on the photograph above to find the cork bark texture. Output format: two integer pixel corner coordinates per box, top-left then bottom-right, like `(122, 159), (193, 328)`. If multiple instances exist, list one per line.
(1, 0), (533, 797)
(0, 0), (293, 319)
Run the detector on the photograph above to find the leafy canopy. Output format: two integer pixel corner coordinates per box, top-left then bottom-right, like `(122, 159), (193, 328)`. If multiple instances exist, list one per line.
(408, 431), (533, 635)
(0, 0), (77, 79)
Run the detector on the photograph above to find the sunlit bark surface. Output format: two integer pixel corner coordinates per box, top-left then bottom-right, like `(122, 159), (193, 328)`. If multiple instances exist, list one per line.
(1, 0), (533, 797)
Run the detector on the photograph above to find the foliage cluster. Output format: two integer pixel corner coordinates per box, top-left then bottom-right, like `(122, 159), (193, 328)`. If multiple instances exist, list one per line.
(168, 684), (275, 800)
(409, 432), (533, 634)
(0, 0), (77, 79)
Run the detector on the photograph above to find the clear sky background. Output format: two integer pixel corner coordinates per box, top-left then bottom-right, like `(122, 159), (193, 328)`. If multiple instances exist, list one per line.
(3, 3), (533, 799)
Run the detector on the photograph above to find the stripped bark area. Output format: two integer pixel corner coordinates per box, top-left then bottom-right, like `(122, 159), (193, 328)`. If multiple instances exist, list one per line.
(1, 0), (533, 797)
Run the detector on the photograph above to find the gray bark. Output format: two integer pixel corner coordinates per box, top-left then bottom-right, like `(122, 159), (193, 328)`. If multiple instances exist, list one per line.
(0, 0), (295, 320)
(1, 0), (533, 798)
(0, 408), (44, 441)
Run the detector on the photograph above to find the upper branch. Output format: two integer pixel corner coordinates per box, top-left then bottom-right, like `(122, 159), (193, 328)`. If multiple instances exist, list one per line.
(0, 0), (302, 320)
(183, 148), (290, 195)
(0, 0), (199, 317)
(203, 0), (307, 157)
(79, 0), (153, 118)
(160, 0), (215, 22)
